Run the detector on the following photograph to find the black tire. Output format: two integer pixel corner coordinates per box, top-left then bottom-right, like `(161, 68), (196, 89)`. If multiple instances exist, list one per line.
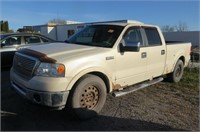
(166, 59), (184, 83)
(68, 74), (107, 120)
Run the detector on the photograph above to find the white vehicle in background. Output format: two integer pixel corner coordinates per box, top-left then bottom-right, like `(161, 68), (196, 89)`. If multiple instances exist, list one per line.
(10, 20), (191, 119)
(0, 33), (55, 68)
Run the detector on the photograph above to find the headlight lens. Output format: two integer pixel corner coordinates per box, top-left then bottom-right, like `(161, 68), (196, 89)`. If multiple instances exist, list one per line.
(35, 63), (65, 77)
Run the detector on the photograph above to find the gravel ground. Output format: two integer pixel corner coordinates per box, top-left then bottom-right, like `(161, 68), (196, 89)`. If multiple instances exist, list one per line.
(1, 69), (199, 131)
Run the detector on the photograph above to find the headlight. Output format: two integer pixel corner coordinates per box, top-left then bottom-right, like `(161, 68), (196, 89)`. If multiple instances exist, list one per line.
(35, 63), (65, 77)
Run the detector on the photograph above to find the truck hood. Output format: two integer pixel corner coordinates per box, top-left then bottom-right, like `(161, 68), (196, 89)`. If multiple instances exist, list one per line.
(23, 43), (107, 62)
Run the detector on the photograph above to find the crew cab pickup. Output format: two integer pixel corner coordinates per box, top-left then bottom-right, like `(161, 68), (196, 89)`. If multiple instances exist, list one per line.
(10, 20), (191, 119)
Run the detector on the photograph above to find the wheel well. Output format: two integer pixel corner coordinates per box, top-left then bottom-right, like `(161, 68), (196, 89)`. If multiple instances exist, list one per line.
(88, 72), (110, 93)
(179, 56), (185, 65)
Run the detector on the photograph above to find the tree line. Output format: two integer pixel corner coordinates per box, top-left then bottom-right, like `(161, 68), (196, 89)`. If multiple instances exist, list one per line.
(1, 21), (9, 33)
(0, 20), (14, 33)
(161, 21), (189, 32)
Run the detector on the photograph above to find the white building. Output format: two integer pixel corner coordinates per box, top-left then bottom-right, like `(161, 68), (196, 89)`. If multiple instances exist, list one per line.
(24, 21), (86, 41)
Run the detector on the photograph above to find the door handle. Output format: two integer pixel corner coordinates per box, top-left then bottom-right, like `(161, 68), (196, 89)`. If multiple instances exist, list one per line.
(141, 52), (147, 58)
(161, 50), (165, 55)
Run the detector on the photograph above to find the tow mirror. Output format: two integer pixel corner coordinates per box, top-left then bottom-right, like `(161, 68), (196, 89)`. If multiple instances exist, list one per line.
(119, 41), (140, 52)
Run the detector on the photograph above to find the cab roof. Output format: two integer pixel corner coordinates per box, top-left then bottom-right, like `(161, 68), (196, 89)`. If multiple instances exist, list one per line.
(90, 19), (156, 27)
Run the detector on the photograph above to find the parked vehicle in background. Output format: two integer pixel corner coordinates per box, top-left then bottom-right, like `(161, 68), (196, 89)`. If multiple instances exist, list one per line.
(0, 33), (55, 68)
(190, 46), (200, 62)
(10, 20), (191, 119)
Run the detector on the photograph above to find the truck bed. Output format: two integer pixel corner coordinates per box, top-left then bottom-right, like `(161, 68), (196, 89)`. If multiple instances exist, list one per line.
(166, 41), (190, 45)
(164, 42), (191, 74)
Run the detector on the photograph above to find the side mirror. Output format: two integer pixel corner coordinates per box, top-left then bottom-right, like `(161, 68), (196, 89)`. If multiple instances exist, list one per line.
(120, 41), (140, 52)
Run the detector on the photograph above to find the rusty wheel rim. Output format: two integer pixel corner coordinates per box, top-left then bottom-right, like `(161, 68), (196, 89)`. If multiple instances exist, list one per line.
(80, 85), (99, 109)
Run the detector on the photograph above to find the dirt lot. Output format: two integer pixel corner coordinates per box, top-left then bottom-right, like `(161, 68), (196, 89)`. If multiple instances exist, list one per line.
(1, 68), (199, 131)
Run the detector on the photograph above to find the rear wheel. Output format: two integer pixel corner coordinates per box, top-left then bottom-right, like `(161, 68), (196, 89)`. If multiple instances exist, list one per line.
(166, 59), (184, 83)
(68, 74), (107, 119)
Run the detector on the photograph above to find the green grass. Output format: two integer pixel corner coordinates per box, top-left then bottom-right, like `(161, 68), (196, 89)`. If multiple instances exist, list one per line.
(170, 68), (199, 89)
(181, 68), (199, 85)
(169, 68), (199, 105)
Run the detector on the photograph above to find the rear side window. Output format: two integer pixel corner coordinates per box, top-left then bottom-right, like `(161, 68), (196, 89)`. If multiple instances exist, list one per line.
(24, 36), (41, 44)
(144, 27), (162, 46)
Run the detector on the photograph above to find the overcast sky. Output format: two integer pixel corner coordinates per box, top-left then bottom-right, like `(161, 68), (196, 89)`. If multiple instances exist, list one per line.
(1, 0), (199, 31)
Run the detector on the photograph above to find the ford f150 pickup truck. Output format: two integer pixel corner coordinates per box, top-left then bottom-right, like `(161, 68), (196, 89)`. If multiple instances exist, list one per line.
(10, 20), (191, 119)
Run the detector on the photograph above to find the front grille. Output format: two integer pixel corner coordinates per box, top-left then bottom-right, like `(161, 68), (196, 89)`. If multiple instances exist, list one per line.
(13, 53), (38, 79)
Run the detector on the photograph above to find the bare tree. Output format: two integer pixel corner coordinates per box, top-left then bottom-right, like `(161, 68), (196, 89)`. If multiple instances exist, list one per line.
(48, 18), (66, 25)
(175, 21), (189, 32)
(161, 25), (175, 32)
(161, 21), (189, 32)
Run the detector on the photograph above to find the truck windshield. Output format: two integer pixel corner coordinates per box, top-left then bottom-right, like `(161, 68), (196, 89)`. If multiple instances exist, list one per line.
(66, 25), (124, 48)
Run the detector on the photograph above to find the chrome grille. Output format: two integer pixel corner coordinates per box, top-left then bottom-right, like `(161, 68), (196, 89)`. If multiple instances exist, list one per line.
(13, 53), (37, 79)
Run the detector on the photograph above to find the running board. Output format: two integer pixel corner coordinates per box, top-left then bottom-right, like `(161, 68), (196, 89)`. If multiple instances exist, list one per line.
(112, 77), (163, 97)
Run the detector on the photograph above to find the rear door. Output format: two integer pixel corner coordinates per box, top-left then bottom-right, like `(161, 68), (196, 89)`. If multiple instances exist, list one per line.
(142, 27), (166, 79)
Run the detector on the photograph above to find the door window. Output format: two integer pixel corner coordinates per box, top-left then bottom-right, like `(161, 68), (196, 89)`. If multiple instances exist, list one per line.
(1, 36), (21, 46)
(124, 28), (143, 46)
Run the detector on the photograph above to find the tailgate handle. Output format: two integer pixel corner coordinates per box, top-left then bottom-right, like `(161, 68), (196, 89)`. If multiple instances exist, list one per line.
(161, 50), (165, 55)
(141, 52), (147, 58)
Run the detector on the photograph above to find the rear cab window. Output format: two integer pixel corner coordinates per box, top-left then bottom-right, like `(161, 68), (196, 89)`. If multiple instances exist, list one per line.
(143, 27), (162, 46)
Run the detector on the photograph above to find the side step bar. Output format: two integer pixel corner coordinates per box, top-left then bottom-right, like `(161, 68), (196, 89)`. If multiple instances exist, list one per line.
(112, 77), (163, 97)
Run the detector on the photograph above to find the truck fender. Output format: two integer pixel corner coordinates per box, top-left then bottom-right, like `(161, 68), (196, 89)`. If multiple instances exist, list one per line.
(65, 67), (113, 93)
(171, 50), (185, 72)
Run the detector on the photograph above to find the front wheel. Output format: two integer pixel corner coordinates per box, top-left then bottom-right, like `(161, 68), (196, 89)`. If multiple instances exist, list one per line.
(166, 59), (184, 83)
(68, 74), (107, 119)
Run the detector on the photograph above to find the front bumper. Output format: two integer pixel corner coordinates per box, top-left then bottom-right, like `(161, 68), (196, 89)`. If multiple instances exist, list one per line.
(11, 80), (69, 109)
(10, 67), (71, 109)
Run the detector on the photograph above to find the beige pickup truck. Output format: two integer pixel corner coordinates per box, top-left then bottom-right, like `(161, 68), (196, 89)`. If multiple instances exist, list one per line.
(10, 20), (191, 119)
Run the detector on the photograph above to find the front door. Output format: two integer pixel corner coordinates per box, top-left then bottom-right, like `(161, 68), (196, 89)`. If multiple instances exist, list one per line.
(115, 27), (148, 87)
